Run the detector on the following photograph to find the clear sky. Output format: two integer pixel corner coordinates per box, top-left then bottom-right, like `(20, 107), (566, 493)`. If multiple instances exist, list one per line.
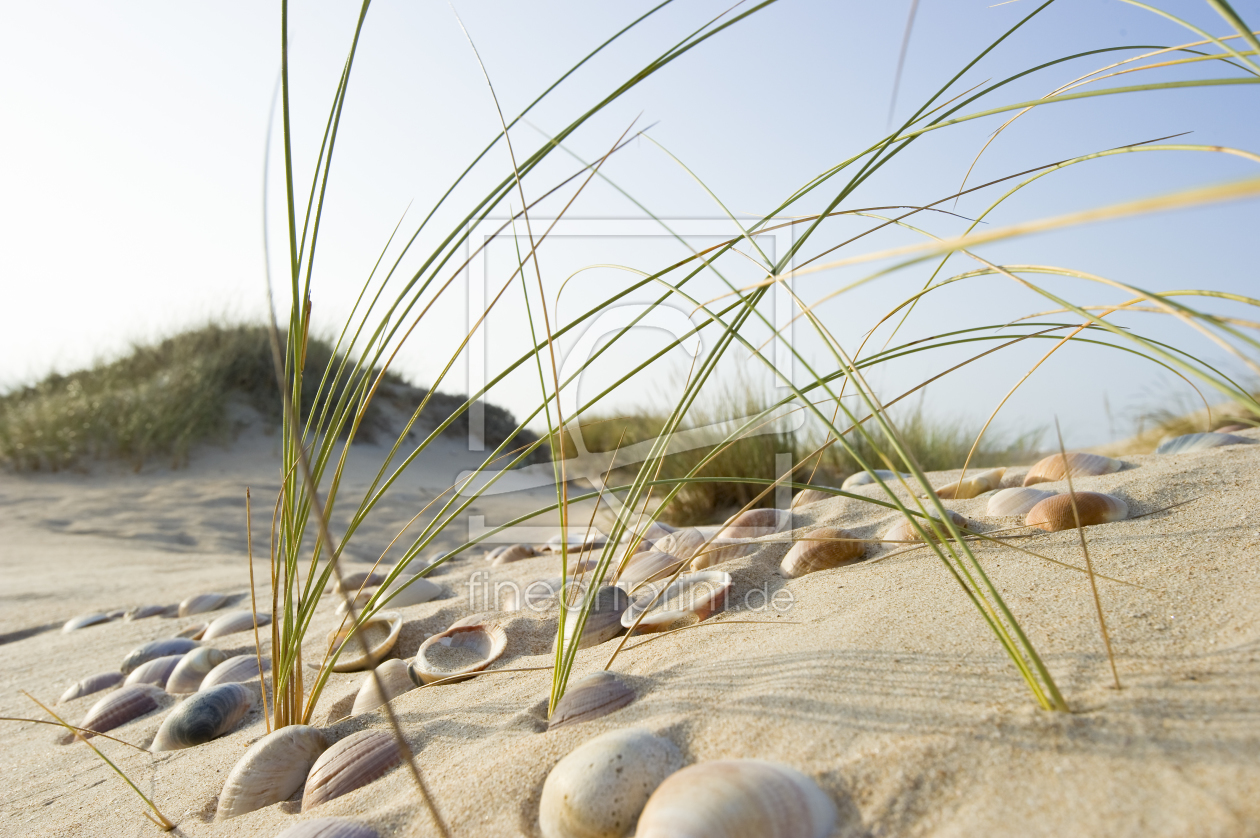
(2, 0), (1258, 447)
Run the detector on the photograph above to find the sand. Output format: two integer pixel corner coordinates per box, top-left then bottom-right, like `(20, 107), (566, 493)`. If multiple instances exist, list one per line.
(2, 426), (1259, 836)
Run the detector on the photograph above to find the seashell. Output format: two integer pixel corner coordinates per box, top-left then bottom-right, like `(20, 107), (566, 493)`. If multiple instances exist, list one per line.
(216, 724), (329, 820)
(334, 590), (374, 618)
(559, 586), (629, 651)
(931, 467), (1006, 500)
(410, 623), (507, 685)
(689, 539), (760, 572)
(59, 671), (124, 704)
(779, 527), (865, 578)
(636, 759), (837, 838)
(123, 654), (186, 689)
(275, 818), (378, 838)
(350, 659), (417, 716)
(448, 612), (496, 630)
(62, 613), (110, 633)
(328, 611), (403, 672)
(1023, 452), (1123, 486)
(174, 622), (208, 640)
(483, 544), (508, 562)
(842, 469), (910, 490)
(717, 507), (792, 540)
(617, 551), (685, 594)
(330, 570), (386, 595)
(539, 727), (683, 838)
(1155, 431), (1253, 455)
(166, 647), (230, 694)
(883, 509), (969, 544)
(301, 730), (401, 812)
(379, 574), (443, 609)
(653, 528), (707, 562)
(151, 682), (253, 751)
(120, 637), (200, 675)
(179, 592), (229, 617)
(621, 570), (732, 634)
(124, 604), (168, 621)
(201, 655), (271, 690)
(791, 488), (835, 509)
(76, 684), (164, 738)
(547, 671), (634, 731)
(202, 610), (271, 640)
(1215, 423), (1252, 434)
(987, 487), (1056, 517)
(492, 544), (539, 565)
(1025, 491), (1128, 533)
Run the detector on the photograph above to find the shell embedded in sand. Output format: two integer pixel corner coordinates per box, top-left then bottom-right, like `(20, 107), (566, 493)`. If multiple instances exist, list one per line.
(331, 571), (385, 595)
(200, 655), (271, 690)
(201, 609), (271, 640)
(217, 724), (329, 821)
(301, 729), (401, 812)
(76, 684), (164, 738)
(636, 759), (837, 838)
(883, 509), (969, 545)
(617, 551), (684, 594)
(791, 488), (835, 509)
(1155, 431), (1253, 455)
(492, 544), (539, 565)
(780, 527), (866, 578)
(174, 622), (208, 640)
(179, 592), (229, 617)
(559, 585), (630, 651)
(483, 544), (508, 562)
(547, 671), (635, 731)
(123, 654), (186, 689)
(124, 604), (167, 621)
(653, 528), (707, 562)
(621, 570), (732, 634)
(378, 574), (443, 609)
(166, 647), (230, 695)
(1023, 452), (1123, 486)
(351, 659), (417, 717)
(539, 727), (683, 838)
(987, 487), (1056, 517)
(62, 613), (110, 633)
(120, 637), (199, 675)
(718, 507), (792, 540)
(842, 469), (909, 490)
(151, 682), (253, 751)
(931, 467), (1006, 500)
(275, 819), (379, 838)
(1025, 491), (1128, 532)
(328, 611), (403, 672)
(410, 623), (507, 685)
(59, 671), (124, 704)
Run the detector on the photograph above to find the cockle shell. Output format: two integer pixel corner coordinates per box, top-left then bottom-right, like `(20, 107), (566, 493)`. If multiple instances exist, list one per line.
(1023, 452), (1123, 486)
(410, 623), (507, 685)
(617, 551), (684, 594)
(379, 574), (443, 609)
(216, 724), (329, 821)
(120, 637), (200, 675)
(166, 647), (230, 694)
(124, 604), (168, 621)
(842, 469), (910, 490)
(301, 730), (402, 812)
(174, 622), (208, 640)
(151, 682), (253, 751)
(539, 727), (683, 838)
(930, 467), (1006, 500)
(1155, 431), (1253, 455)
(492, 544), (539, 565)
(328, 611), (403, 672)
(883, 509), (969, 544)
(636, 759), (837, 838)
(483, 544), (508, 562)
(201, 655), (271, 690)
(202, 610), (271, 640)
(123, 654), (186, 688)
(718, 508), (792, 540)
(791, 488), (835, 509)
(62, 613), (110, 633)
(75, 684), (164, 739)
(179, 592), (230, 617)
(548, 671), (635, 731)
(653, 528), (707, 562)
(621, 570), (732, 634)
(59, 671), (124, 704)
(1025, 491), (1128, 532)
(987, 487), (1056, 517)
(780, 527), (866, 578)
(350, 659), (417, 716)
(275, 819), (378, 838)
(559, 586), (629, 651)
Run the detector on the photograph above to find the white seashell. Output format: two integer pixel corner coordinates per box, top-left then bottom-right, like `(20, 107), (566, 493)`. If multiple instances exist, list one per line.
(987, 487), (1056, 517)
(548, 671), (635, 731)
(448, 612), (496, 630)
(636, 759), (837, 838)
(120, 638), (199, 675)
(174, 622), (208, 640)
(166, 647), (230, 695)
(617, 551), (685, 594)
(539, 727), (683, 838)
(653, 528), (707, 562)
(151, 682), (254, 751)
(59, 671), (124, 704)
(123, 654), (186, 689)
(930, 467), (1006, 500)
(331, 571), (385, 595)
(301, 730), (401, 812)
(75, 684), (164, 739)
(334, 590), (374, 618)
(202, 610), (271, 640)
(350, 659), (417, 717)
(1023, 452), (1123, 486)
(842, 470), (909, 490)
(216, 725), (328, 820)
(124, 604), (168, 621)
(379, 574), (443, 609)
(1155, 431), (1253, 455)
(179, 592), (229, 617)
(779, 527), (865, 578)
(1025, 491), (1128, 532)
(621, 571), (732, 634)
(883, 509), (969, 545)
(791, 488), (835, 509)
(410, 623), (507, 685)
(558, 586), (630, 651)
(62, 613), (110, 633)
(492, 544), (539, 565)
(328, 611), (403, 672)
(200, 655), (271, 690)
(275, 819), (378, 838)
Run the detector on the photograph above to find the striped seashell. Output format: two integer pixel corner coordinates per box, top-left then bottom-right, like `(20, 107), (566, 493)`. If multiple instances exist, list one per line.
(151, 682), (253, 751)
(547, 671), (634, 731)
(492, 544), (539, 566)
(1023, 453), (1123, 486)
(621, 570), (732, 634)
(987, 487), (1056, 517)
(328, 611), (403, 672)
(62, 613), (110, 633)
(717, 508), (792, 540)
(653, 528), (707, 562)
(410, 623), (507, 685)
(351, 659), (417, 717)
(1025, 492), (1128, 533)
(59, 671), (124, 704)
(179, 592), (229, 617)
(883, 509), (969, 544)
(617, 551), (685, 594)
(842, 470), (910, 490)
(275, 818), (378, 838)
(76, 684), (164, 739)
(123, 654), (186, 689)
(120, 638), (199, 675)
(301, 730), (401, 812)
(558, 586), (629, 651)
(448, 612), (496, 630)
(202, 610), (271, 640)
(636, 759), (837, 838)
(779, 527), (866, 578)
(166, 647), (230, 695)
(791, 488), (835, 509)
(201, 655), (271, 691)
(124, 604), (168, 621)
(217, 725), (328, 820)
(174, 622), (208, 640)
(931, 467), (1006, 500)
(1155, 431), (1253, 455)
